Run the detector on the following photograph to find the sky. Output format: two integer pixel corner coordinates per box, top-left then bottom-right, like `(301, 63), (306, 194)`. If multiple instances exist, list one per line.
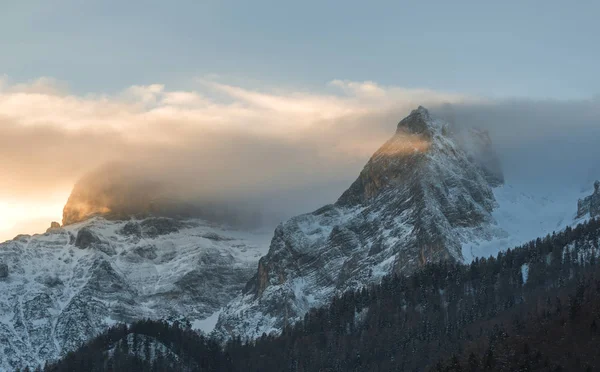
(1, 1), (600, 241)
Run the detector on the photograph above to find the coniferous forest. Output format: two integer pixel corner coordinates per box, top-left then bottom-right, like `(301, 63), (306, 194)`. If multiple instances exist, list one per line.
(40, 218), (600, 372)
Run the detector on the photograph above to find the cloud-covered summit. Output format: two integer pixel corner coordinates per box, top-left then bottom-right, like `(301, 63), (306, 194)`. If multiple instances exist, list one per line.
(1, 76), (599, 239)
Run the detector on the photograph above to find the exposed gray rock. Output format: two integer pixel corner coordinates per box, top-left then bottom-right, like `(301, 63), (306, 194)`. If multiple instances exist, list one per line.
(74, 228), (101, 249)
(96, 243), (117, 256)
(202, 232), (234, 241)
(44, 276), (63, 288)
(68, 232), (76, 245)
(119, 221), (142, 238)
(133, 245), (157, 260)
(397, 105), (434, 137)
(141, 217), (180, 238)
(36, 275), (64, 288)
(577, 180), (600, 218)
(75, 227), (116, 256)
(0, 263), (8, 278)
(0, 217), (270, 371)
(215, 107), (503, 340)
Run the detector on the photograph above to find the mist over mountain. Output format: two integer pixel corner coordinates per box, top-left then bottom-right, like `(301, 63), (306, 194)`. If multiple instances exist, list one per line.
(52, 98), (600, 234)
(1, 102), (599, 370)
(62, 162), (269, 229)
(212, 105), (596, 340)
(433, 100), (600, 193)
(3, 1), (600, 370)
(1, 78), (600, 242)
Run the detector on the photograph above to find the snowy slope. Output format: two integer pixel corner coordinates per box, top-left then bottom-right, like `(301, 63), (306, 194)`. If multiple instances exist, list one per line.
(0, 217), (270, 371)
(214, 107), (503, 339)
(3, 105), (598, 369)
(461, 184), (593, 261)
(213, 107), (598, 341)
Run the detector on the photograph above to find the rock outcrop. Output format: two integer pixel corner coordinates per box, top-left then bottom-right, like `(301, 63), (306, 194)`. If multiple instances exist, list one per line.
(74, 227), (102, 249)
(577, 180), (600, 218)
(45, 222), (63, 234)
(0, 263), (8, 278)
(0, 217), (270, 370)
(214, 106), (504, 340)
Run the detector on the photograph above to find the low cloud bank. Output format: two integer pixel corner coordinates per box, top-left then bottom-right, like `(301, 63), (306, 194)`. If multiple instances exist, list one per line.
(1, 76), (599, 237)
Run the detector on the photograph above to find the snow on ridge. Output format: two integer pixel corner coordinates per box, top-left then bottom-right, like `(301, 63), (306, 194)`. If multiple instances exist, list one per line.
(192, 309), (223, 334)
(461, 183), (591, 262)
(0, 216), (271, 371)
(521, 264), (529, 284)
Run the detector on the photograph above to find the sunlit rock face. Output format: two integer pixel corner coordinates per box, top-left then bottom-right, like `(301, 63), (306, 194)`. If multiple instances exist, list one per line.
(577, 180), (600, 218)
(215, 106), (504, 340)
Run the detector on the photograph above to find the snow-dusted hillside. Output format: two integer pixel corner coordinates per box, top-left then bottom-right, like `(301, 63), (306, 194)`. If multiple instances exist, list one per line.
(0, 217), (270, 370)
(213, 107), (596, 341)
(3, 105), (598, 370)
(213, 107), (498, 339)
(461, 183), (593, 262)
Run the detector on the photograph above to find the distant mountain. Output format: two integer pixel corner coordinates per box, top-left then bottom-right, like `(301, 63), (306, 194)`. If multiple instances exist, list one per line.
(214, 106), (587, 340)
(0, 217), (270, 371)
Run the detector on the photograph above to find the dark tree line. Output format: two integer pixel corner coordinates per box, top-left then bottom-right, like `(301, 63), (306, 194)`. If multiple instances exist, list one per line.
(434, 274), (600, 371)
(41, 217), (600, 372)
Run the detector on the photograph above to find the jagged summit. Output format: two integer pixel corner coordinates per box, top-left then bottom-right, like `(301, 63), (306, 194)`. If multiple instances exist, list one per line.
(0, 215), (271, 370)
(396, 105), (435, 136)
(214, 107), (506, 340)
(337, 106), (501, 208)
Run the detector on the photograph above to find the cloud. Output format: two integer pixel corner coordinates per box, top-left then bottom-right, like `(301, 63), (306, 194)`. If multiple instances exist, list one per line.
(1, 76), (599, 240)
(432, 99), (600, 191)
(0, 77), (464, 196)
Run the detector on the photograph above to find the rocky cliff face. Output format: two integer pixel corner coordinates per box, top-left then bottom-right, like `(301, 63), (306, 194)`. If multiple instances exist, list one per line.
(577, 180), (600, 218)
(214, 107), (504, 339)
(0, 217), (270, 370)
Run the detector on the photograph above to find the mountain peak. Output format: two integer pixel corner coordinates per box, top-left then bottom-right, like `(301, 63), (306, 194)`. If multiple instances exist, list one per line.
(396, 105), (434, 137)
(215, 107), (504, 340)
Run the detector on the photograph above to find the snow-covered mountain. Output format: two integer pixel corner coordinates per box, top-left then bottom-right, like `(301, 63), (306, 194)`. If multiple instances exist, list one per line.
(213, 106), (591, 340)
(0, 216), (270, 370)
(1, 105), (596, 370)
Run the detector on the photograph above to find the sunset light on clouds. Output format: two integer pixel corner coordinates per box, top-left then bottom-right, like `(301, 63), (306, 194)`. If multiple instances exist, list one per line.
(0, 76), (470, 241)
(1, 0), (600, 243)
(2, 2), (600, 369)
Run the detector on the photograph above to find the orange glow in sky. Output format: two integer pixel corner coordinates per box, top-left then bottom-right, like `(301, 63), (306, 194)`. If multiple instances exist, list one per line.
(0, 192), (69, 243)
